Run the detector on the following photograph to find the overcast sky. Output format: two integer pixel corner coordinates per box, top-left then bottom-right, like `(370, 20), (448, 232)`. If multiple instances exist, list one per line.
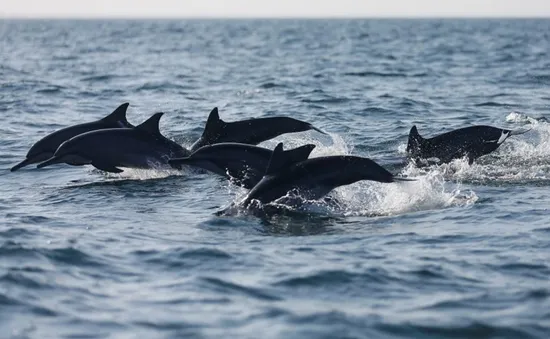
(1, 0), (549, 18)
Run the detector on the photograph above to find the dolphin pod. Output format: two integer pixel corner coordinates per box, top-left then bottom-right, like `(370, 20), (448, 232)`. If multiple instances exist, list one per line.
(168, 142), (316, 189)
(12, 104), (325, 173)
(37, 113), (190, 173)
(10, 102), (533, 214)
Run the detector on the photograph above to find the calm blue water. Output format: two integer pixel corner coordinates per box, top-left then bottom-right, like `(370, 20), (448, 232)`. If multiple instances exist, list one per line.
(1, 19), (550, 338)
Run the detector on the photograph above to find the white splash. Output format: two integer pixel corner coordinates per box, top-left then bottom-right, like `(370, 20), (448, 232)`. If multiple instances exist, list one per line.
(233, 130), (474, 217)
(98, 166), (188, 181)
(258, 130), (352, 157)
(395, 112), (550, 184)
(331, 167), (477, 217)
(505, 111), (547, 125)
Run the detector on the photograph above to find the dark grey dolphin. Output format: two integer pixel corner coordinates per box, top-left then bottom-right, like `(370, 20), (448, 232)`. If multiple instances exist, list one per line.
(168, 142), (316, 189)
(190, 107), (326, 151)
(406, 125), (530, 166)
(238, 143), (409, 208)
(11, 103), (132, 172)
(37, 112), (189, 173)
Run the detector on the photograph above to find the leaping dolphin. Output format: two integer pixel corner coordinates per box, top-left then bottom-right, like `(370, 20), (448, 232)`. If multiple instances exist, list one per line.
(168, 142), (316, 189)
(37, 112), (189, 173)
(237, 143), (410, 208)
(11, 103), (132, 172)
(406, 125), (531, 166)
(190, 107), (326, 151)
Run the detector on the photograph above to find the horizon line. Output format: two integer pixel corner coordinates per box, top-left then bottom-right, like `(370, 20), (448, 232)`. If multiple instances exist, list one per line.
(1, 15), (550, 20)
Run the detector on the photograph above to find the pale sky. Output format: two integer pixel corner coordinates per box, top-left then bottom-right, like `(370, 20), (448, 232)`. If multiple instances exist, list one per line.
(1, 0), (549, 18)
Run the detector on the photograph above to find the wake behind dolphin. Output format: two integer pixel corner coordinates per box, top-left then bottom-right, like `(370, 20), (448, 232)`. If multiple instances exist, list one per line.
(407, 125), (531, 166)
(11, 103), (132, 171)
(37, 112), (189, 173)
(190, 107), (326, 151)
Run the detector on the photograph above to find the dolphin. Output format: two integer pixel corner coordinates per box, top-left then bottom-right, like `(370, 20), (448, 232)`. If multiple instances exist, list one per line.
(190, 107), (326, 151)
(406, 125), (531, 166)
(11, 103), (132, 172)
(237, 143), (410, 208)
(36, 112), (190, 173)
(168, 142), (316, 189)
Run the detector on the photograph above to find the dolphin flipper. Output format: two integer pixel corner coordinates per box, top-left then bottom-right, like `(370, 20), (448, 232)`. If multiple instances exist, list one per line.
(91, 161), (123, 173)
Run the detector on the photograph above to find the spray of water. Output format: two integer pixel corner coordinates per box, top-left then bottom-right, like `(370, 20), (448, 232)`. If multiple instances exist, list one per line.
(222, 130), (476, 218)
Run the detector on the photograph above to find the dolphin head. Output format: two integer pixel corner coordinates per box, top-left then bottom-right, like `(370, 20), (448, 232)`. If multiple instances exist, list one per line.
(10, 138), (58, 172)
(36, 139), (91, 169)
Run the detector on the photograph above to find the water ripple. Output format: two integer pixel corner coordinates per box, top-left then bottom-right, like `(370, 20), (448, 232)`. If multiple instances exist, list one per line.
(1, 19), (550, 338)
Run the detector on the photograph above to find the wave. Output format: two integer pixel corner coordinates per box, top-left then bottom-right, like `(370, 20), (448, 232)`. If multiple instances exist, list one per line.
(133, 247), (234, 269)
(201, 277), (281, 301)
(474, 101), (514, 107)
(344, 71), (407, 77)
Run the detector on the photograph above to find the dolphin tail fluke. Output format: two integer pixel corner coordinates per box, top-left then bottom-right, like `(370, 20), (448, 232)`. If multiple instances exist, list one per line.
(510, 127), (532, 136)
(36, 156), (64, 169)
(309, 124), (328, 135)
(11, 158), (33, 172)
(102, 102), (130, 125)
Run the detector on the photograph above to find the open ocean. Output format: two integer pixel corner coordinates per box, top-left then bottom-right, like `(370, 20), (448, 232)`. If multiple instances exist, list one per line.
(1, 19), (550, 338)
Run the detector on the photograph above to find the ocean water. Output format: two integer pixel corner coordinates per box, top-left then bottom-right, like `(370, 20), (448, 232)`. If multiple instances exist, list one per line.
(1, 19), (550, 338)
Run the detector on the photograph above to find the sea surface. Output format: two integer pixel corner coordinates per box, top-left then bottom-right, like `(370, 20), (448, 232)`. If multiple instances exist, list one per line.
(1, 19), (550, 338)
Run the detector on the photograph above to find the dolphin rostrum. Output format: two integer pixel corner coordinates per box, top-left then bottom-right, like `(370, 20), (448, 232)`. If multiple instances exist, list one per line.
(37, 112), (189, 173)
(190, 107), (326, 151)
(406, 125), (531, 166)
(168, 142), (316, 189)
(11, 103), (132, 171)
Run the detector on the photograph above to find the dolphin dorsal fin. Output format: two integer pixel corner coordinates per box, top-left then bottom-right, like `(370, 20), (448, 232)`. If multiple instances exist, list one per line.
(281, 144), (315, 168)
(265, 143), (286, 175)
(407, 125), (425, 153)
(201, 107), (226, 139)
(136, 112), (164, 135)
(102, 103), (130, 124)
(265, 143), (311, 176)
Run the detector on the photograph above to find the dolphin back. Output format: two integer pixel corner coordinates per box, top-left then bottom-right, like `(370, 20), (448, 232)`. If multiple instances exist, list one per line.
(191, 108), (324, 151)
(225, 116), (324, 146)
